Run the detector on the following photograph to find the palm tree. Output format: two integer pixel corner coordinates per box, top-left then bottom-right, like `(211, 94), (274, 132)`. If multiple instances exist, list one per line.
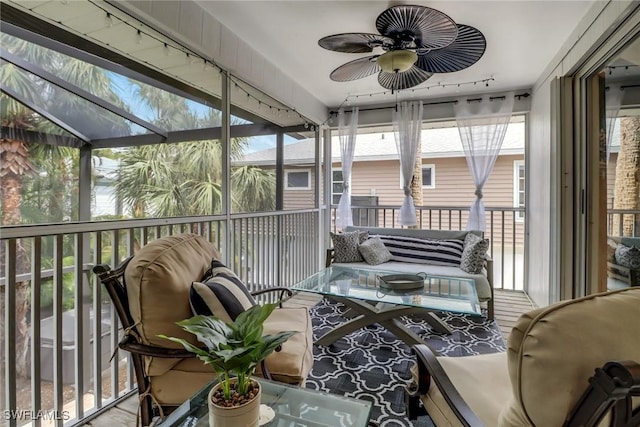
(232, 165), (276, 212)
(612, 117), (640, 236)
(0, 36), (53, 380)
(409, 139), (424, 228)
(113, 82), (276, 217)
(0, 33), (125, 380)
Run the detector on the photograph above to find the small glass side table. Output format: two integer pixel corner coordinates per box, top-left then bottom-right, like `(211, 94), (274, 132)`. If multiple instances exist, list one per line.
(157, 378), (372, 427)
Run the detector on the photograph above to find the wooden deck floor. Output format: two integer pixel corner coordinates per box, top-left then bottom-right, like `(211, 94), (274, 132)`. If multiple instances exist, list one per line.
(84, 289), (535, 426)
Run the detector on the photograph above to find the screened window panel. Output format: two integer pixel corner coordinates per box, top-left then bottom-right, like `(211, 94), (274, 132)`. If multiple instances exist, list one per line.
(1, 62), (149, 140)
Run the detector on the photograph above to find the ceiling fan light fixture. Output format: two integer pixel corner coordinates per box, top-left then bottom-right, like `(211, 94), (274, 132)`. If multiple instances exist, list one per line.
(377, 50), (417, 73)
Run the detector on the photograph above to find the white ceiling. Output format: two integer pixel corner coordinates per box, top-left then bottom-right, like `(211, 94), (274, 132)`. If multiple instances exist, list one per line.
(198, 0), (596, 108)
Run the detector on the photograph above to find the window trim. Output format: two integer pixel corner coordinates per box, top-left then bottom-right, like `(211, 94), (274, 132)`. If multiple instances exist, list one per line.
(399, 163), (436, 189)
(421, 164), (436, 189)
(331, 167), (343, 205)
(513, 160), (525, 221)
(284, 169), (311, 190)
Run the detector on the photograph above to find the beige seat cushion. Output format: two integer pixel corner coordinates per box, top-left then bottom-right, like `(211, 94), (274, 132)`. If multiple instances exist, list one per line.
(150, 306), (314, 405)
(261, 307), (314, 385)
(417, 352), (510, 427)
(125, 234), (220, 376)
(151, 367), (216, 406)
(499, 287), (640, 427)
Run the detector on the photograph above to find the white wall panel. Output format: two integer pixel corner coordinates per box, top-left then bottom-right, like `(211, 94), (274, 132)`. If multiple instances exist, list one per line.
(178, 1), (204, 47)
(220, 28), (239, 72)
(235, 38), (252, 78)
(201, 14), (222, 60)
(250, 54), (265, 88)
(120, 0), (327, 123)
(528, 81), (553, 307)
(149, 1), (179, 34)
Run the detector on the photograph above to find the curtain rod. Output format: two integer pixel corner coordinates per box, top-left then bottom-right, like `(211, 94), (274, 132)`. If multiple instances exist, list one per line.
(329, 92), (530, 115)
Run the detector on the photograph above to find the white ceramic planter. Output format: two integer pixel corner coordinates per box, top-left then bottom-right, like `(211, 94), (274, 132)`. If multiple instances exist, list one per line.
(208, 380), (261, 427)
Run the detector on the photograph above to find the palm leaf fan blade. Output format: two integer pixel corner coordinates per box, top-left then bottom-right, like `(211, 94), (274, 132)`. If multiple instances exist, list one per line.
(416, 25), (486, 73)
(329, 56), (380, 82)
(375, 5), (457, 50)
(378, 67), (432, 90)
(318, 33), (393, 53)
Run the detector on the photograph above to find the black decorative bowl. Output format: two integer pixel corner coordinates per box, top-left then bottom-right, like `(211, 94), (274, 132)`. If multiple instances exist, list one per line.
(377, 273), (426, 291)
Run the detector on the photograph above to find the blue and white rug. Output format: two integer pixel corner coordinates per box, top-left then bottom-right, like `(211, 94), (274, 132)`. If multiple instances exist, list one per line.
(305, 298), (505, 426)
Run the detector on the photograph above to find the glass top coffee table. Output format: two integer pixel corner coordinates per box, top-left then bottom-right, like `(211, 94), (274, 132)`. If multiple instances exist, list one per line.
(292, 266), (481, 346)
(158, 377), (372, 427)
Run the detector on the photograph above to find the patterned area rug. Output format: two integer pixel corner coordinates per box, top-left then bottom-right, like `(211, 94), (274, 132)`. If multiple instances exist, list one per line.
(305, 298), (505, 426)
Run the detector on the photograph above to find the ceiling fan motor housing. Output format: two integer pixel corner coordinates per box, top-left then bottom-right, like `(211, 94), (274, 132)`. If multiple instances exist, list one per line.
(377, 50), (418, 73)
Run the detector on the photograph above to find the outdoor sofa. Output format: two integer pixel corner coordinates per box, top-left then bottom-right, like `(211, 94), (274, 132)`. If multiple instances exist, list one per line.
(326, 226), (494, 319)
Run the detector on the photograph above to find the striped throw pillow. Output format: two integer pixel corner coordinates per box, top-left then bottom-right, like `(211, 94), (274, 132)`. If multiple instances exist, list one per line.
(190, 260), (256, 323)
(374, 235), (464, 266)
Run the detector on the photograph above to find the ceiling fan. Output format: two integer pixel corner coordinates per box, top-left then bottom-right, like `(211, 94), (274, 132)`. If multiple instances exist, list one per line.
(318, 5), (486, 91)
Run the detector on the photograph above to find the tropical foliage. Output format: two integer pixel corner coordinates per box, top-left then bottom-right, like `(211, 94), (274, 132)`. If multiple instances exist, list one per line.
(0, 32), (276, 380)
(160, 303), (295, 401)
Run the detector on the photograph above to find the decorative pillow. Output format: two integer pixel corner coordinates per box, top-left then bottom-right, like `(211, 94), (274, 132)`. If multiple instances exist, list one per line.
(190, 259), (256, 323)
(358, 237), (392, 265)
(615, 244), (640, 270)
(607, 239), (618, 264)
(330, 230), (369, 263)
(460, 233), (490, 274)
(374, 234), (464, 266)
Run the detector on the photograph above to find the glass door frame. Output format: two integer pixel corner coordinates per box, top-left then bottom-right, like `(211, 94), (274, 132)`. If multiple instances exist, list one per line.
(570, 16), (640, 297)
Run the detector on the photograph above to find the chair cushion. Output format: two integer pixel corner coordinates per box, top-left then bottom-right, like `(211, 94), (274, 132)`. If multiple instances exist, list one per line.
(150, 356), (218, 406)
(416, 352), (510, 427)
(500, 287), (640, 427)
(150, 306), (314, 405)
(260, 307), (314, 385)
(125, 233), (220, 376)
(190, 260), (256, 323)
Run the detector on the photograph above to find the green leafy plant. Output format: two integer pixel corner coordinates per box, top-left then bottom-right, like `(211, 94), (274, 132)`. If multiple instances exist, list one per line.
(160, 303), (295, 402)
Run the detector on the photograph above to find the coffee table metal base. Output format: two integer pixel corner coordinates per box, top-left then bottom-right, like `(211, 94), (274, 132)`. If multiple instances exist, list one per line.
(316, 296), (453, 346)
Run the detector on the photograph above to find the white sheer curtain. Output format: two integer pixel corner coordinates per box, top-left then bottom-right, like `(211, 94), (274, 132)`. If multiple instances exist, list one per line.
(335, 107), (359, 229)
(606, 84), (624, 163)
(454, 93), (514, 231)
(393, 100), (423, 226)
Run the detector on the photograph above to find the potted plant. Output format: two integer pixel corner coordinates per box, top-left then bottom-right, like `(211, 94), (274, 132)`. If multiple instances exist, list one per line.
(160, 303), (296, 427)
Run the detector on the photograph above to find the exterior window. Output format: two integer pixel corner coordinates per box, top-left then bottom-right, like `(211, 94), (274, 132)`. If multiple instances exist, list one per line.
(285, 170), (311, 190)
(400, 164), (436, 189)
(332, 169), (343, 205)
(422, 164), (435, 189)
(514, 160), (525, 221)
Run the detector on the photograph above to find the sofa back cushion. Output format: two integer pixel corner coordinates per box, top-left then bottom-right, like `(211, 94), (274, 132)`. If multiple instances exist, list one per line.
(125, 233), (219, 375)
(345, 226), (482, 241)
(499, 287), (640, 427)
(375, 234), (464, 266)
